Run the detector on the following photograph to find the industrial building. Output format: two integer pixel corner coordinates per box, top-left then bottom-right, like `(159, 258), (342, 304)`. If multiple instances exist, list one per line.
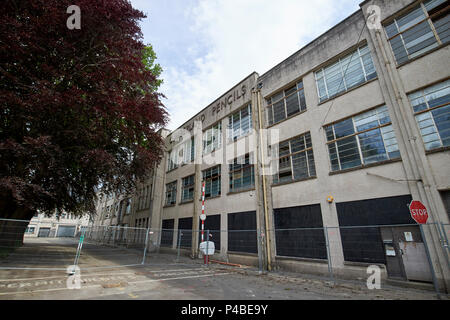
(93, 0), (450, 291)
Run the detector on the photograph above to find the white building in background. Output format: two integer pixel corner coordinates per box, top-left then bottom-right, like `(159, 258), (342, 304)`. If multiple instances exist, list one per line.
(25, 212), (91, 238)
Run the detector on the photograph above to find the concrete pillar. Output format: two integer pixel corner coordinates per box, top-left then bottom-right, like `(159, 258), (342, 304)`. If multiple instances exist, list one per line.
(360, 0), (450, 292)
(252, 88), (276, 271)
(191, 120), (203, 258)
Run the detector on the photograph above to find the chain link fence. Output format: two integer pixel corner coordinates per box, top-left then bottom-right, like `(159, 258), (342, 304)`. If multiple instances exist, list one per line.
(1, 218), (449, 297)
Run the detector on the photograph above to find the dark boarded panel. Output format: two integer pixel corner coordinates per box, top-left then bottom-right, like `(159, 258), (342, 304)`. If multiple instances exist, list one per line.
(198, 214), (221, 251)
(228, 211), (257, 254)
(161, 219), (174, 247)
(274, 204), (326, 259)
(178, 217), (193, 248)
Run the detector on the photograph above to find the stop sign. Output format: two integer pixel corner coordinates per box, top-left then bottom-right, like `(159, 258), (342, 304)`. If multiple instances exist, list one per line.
(409, 200), (428, 224)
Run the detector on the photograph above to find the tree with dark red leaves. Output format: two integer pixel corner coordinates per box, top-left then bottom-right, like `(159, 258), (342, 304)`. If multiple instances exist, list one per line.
(0, 0), (168, 242)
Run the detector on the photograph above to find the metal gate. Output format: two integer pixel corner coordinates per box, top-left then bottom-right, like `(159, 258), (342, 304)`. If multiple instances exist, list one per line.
(57, 225), (76, 237)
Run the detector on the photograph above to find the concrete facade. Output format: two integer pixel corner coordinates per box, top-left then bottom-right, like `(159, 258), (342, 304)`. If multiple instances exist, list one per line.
(93, 0), (450, 291)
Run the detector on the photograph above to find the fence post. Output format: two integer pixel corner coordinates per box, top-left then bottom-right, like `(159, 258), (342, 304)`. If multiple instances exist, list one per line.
(324, 226), (334, 283)
(112, 227), (116, 247)
(420, 224), (441, 299)
(142, 227), (150, 265)
(257, 230), (263, 274)
(72, 227), (86, 268)
(206, 229), (210, 266)
(176, 230), (182, 263)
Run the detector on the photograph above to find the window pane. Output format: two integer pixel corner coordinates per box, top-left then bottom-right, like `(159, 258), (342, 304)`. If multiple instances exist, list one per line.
(324, 61), (345, 98)
(242, 166), (254, 188)
(416, 112), (442, 150)
(316, 77), (328, 101)
(396, 6), (426, 32)
(358, 129), (388, 164)
(334, 118), (355, 138)
(432, 104), (450, 147)
(389, 36), (410, 65)
(337, 136), (362, 169)
(424, 81), (450, 108)
(376, 105), (392, 124)
(267, 104), (274, 126)
(434, 13), (450, 44)
(292, 152), (308, 180)
(298, 88), (307, 111)
(325, 125), (335, 141)
(279, 141), (290, 157)
(380, 125), (400, 158)
(241, 106), (251, 136)
(328, 143), (340, 171)
(290, 136), (306, 153)
(354, 108), (379, 132)
(402, 21), (438, 59)
(232, 112), (240, 139)
(385, 22), (399, 38)
(361, 49), (377, 79)
(307, 151), (316, 176)
(286, 91), (300, 117)
(278, 156), (292, 182)
(273, 100), (285, 123)
(342, 52), (365, 89)
(425, 0), (447, 11)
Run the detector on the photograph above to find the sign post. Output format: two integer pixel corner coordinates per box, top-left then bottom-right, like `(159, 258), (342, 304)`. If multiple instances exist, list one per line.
(408, 200), (441, 299)
(409, 200), (429, 224)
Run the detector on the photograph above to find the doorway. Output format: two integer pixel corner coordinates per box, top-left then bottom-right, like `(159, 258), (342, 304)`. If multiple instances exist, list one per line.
(381, 226), (432, 282)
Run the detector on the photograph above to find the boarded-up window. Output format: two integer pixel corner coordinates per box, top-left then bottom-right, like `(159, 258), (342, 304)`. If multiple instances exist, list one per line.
(228, 211), (257, 254)
(178, 217), (193, 248)
(274, 204), (326, 259)
(161, 219), (174, 247)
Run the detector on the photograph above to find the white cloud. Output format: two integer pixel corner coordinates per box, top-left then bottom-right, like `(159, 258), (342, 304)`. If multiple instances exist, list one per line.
(146, 0), (361, 130)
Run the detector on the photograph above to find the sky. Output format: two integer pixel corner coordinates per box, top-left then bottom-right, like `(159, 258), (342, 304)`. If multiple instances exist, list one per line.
(129, 0), (362, 131)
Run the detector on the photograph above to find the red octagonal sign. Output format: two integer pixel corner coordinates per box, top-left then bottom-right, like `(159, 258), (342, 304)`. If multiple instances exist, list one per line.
(409, 200), (428, 224)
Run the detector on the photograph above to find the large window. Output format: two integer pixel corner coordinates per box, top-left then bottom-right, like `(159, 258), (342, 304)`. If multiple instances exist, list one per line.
(273, 132), (316, 184)
(385, 0), (449, 65)
(167, 149), (178, 171)
(165, 181), (177, 206)
(167, 137), (195, 171)
(325, 105), (401, 172)
(228, 105), (252, 141)
(181, 175), (195, 202)
(125, 198), (131, 215)
(229, 153), (255, 193)
(203, 122), (222, 154)
(137, 185), (151, 211)
(408, 79), (450, 150)
(202, 165), (221, 198)
(267, 81), (306, 126)
(315, 44), (377, 102)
